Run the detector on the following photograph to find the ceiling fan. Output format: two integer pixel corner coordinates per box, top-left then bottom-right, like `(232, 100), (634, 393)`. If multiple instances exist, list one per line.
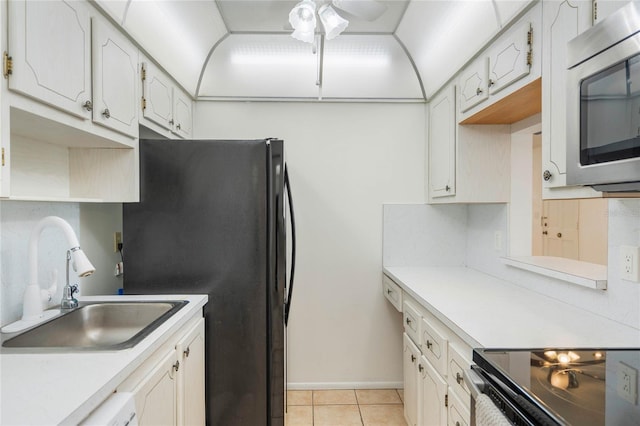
(288, 0), (387, 43)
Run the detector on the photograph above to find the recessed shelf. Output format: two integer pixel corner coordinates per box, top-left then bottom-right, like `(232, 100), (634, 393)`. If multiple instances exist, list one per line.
(501, 256), (607, 290)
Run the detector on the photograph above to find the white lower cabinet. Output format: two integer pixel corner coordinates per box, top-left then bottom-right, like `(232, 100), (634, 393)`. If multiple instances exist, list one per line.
(117, 316), (205, 426)
(395, 293), (472, 426)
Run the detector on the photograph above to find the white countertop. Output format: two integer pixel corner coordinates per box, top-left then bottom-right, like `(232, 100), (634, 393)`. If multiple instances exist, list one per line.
(0, 294), (208, 426)
(384, 266), (640, 349)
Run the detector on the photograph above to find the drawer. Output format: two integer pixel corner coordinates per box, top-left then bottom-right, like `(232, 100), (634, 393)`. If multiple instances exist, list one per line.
(447, 344), (472, 403)
(447, 389), (470, 426)
(382, 275), (403, 312)
(402, 301), (421, 345)
(421, 317), (448, 376)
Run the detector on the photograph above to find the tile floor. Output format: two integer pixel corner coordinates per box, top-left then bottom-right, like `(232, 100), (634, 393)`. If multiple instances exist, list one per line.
(285, 389), (407, 426)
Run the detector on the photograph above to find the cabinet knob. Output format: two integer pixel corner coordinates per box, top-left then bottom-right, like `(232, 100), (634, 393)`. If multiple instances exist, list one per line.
(184, 347), (190, 358)
(173, 360), (180, 372)
(488, 79), (495, 87)
(83, 100), (93, 111)
(387, 289), (393, 295)
(418, 364), (424, 372)
(176, 123), (181, 130)
(426, 340), (433, 349)
(476, 87), (483, 95)
(456, 422), (461, 426)
(543, 170), (552, 181)
(445, 185), (451, 192)
(456, 372), (464, 384)
(102, 108), (111, 119)
(557, 232), (562, 238)
(406, 317), (412, 325)
(411, 354), (416, 363)
(542, 231), (548, 235)
(169, 118), (175, 125)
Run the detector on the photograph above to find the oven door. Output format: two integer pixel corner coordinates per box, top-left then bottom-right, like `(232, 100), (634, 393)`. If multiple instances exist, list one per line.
(464, 367), (558, 426)
(566, 30), (640, 191)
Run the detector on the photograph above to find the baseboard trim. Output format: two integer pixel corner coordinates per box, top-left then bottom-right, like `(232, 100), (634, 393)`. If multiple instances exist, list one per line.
(286, 381), (403, 390)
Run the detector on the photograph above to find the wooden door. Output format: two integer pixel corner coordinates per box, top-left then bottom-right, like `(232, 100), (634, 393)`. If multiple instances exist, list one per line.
(8, 0), (92, 119)
(92, 18), (139, 137)
(542, 199), (579, 260)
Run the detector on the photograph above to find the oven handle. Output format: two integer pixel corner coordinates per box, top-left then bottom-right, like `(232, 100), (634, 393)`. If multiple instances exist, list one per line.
(464, 368), (487, 400)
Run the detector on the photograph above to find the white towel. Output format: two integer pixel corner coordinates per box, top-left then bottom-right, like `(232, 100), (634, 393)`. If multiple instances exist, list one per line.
(476, 394), (512, 426)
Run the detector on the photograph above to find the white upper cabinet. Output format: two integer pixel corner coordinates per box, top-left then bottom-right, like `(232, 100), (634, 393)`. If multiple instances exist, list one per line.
(487, 19), (533, 95)
(8, 0), (92, 119)
(459, 58), (489, 113)
(172, 89), (193, 138)
(541, 0), (600, 198)
(428, 85), (457, 199)
(92, 18), (138, 138)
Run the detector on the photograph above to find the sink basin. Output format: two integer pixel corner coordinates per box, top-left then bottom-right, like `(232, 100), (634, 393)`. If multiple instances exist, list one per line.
(1, 300), (188, 350)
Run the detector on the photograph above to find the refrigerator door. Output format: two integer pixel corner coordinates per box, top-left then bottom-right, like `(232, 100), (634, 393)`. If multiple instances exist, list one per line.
(123, 139), (284, 426)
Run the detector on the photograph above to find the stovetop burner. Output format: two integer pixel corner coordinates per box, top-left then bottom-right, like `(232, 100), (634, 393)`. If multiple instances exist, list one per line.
(473, 348), (640, 425)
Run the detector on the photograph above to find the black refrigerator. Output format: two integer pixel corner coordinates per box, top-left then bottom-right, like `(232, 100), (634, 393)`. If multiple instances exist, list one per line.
(122, 138), (295, 426)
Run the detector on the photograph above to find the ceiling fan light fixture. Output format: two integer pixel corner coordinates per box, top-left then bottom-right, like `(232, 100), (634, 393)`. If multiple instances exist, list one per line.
(291, 28), (316, 44)
(318, 4), (349, 40)
(289, 0), (318, 40)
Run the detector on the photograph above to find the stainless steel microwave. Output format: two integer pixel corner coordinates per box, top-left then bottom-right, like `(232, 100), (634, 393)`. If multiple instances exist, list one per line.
(566, 1), (640, 192)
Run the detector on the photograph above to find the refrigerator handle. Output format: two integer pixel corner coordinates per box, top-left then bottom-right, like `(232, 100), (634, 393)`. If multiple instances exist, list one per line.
(284, 164), (296, 327)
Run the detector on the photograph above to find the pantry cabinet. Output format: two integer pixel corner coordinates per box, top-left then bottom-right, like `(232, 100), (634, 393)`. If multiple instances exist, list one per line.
(117, 316), (206, 426)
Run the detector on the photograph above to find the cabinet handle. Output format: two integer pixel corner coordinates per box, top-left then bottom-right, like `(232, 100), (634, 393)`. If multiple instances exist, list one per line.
(169, 118), (175, 125)
(387, 289), (393, 295)
(184, 347), (190, 358)
(405, 317), (412, 325)
(426, 340), (433, 349)
(488, 79), (495, 87)
(83, 100), (93, 111)
(476, 87), (483, 95)
(543, 170), (552, 181)
(176, 123), (181, 130)
(411, 354), (416, 363)
(418, 364), (424, 372)
(102, 108), (111, 119)
(456, 422), (461, 426)
(173, 360), (180, 372)
(445, 185), (450, 192)
(456, 372), (464, 384)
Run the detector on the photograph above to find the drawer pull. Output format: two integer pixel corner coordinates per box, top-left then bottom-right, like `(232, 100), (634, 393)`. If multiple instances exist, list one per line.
(173, 360), (180, 372)
(411, 354), (416, 363)
(184, 347), (190, 358)
(418, 364), (424, 372)
(102, 108), (111, 119)
(456, 372), (464, 384)
(387, 289), (393, 295)
(426, 340), (433, 349)
(405, 317), (412, 325)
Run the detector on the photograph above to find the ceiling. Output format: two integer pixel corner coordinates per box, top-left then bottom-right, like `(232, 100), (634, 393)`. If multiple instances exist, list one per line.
(94, 0), (534, 101)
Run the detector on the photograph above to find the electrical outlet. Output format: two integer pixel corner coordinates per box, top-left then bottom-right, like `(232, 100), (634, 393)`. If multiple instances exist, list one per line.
(494, 231), (502, 251)
(620, 245), (640, 282)
(617, 362), (638, 405)
(113, 232), (122, 253)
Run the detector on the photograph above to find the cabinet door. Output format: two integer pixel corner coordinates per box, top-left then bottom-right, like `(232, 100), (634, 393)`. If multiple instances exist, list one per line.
(428, 85), (456, 198)
(142, 61), (174, 131)
(458, 57), (489, 113)
(172, 89), (193, 139)
(8, 0), (92, 119)
(176, 318), (205, 426)
(133, 349), (179, 426)
(419, 356), (448, 426)
(542, 0), (592, 188)
(488, 20), (532, 95)
(447, 391), (470, 426)
(92, 18), (139, 137)
(403, 333), (421, 426)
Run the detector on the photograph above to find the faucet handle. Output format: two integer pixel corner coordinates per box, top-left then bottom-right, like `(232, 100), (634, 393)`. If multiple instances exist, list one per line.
(70, 284), (79, 296)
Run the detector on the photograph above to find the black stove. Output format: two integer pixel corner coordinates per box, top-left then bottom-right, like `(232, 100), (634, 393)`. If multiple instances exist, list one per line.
(472, 348), (640, 425)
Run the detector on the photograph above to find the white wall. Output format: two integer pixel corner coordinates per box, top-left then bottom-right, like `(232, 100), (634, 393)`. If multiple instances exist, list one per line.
(0, 201), (122, 327)
(194, 101), (426, 388)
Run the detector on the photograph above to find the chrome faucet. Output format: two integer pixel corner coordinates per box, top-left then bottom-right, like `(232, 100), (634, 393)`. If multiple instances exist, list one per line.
(60, 250), (79, 310)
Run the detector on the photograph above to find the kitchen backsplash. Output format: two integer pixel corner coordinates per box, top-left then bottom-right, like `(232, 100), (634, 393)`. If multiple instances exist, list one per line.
(383, 200), (640, 331)
(0, 201), (122, 327)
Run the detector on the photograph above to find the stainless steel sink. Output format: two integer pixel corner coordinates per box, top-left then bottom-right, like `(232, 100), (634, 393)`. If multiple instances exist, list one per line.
(1, 300), (188, 351)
